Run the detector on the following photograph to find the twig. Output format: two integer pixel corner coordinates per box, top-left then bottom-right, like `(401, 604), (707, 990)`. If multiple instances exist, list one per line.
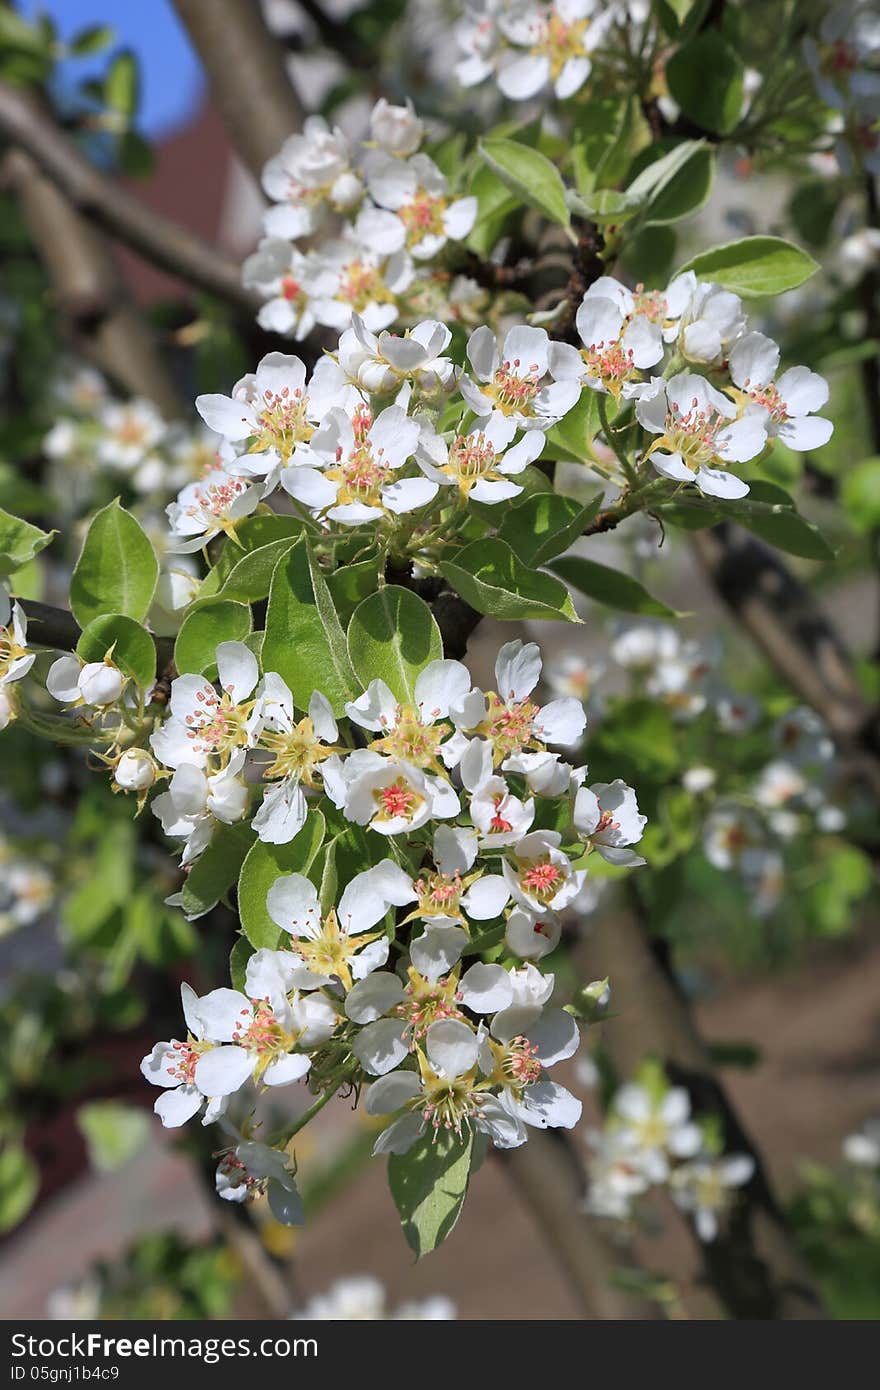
(0, 83), (254, 313)
(172, 0), (304, 178)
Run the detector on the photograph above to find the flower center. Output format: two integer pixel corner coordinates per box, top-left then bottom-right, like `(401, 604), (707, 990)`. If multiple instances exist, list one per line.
(399, 190), (446, 242)
(373, 779), (423, 822)
(292, 907), (383, 992)
(487, 358), (542, 414)
(447, 432), (498, 488)
(397, 969), (463, 1038)
(262, 718), (338, 784)
(186, 474), (249, 523)
(520, 859), (563, 902)
(184, 689), (251, 756)
(412, 870), (463, 918)
(543, 13), (589, 78)
(162, 1038), (209, 1085)
(339, 260), (392, 312)
(281, 275), (303, 303)
(478, 691), (539, 761)
(489, 793), (514, 834)
(660, 398), (723, 471)
(582, 338), (637, 394)
(371, 706), (448, 767)
(251, 386), (313, 460)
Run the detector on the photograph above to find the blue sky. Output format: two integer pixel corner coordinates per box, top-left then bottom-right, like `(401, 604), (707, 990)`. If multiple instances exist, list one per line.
(19, 0), (206, 137)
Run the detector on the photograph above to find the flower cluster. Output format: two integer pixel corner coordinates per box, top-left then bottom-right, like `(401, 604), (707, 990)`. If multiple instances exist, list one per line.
(135, 637), (645, 1210)
(455, 0), (642, 102)
(0, 589), (35, 732)
(805, 0), (880, 175)
(585, 1063), (754, 1242)
(244, 100), (478, 338)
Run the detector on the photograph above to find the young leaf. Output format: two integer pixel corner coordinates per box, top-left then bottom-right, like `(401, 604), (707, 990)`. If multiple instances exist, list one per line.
(478, 137), (572, 232)
(666, 31), (744, 135)
(675, 236), (819, 298)
(498, 493), (602, 566)
(550, 555), (678, 616)
(388, 1128), (473, 1258)
(263, 539), (359, 715)
(637, 144), (715, 227)
(70, 500), (158, 628)
(541, 391), (600, 464)
(174, 601), (253, 676)
(77, 614), (156, 690)
(193, 537), (300, 608)
(180, 823), (255, 920)
(439, 540), (581, 623)
(347, 586), (443, 705)
(0, 507), (53, 578)
(238, 813), (326, 949)
(105, 48), (139, 117)
(229, 937), (255, 993)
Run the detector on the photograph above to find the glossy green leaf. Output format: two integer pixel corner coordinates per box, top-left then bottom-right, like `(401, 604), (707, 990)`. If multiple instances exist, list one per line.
(70, 500), (158, 628)
(388, 1128), (473, 1258)
(347, 586), (443, 704)
(238, 813), (326, 949)
(675, 236), (819, 298)
(174, 601), (253, 676)
(550, 555), (678, 616)
(666, 32), (744, 135)
(180, 822), (255, 920)
(542, 391), (600, 464)
(498, 493), (602, 566)
(440, 540), (581, 623)
(263, 540), (359, 714)
(478, 137), (571, 231)
(0, 507), (53, 578)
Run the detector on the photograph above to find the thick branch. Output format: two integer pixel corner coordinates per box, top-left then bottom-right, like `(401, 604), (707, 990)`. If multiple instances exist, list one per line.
(172, 0), (303, 178)
(578, 901), (826, 1320)
(691, 523), (880, 778)
(21, 598), (174, 671)
(3, 147), (182, 418)
(0, 82), (254, 313)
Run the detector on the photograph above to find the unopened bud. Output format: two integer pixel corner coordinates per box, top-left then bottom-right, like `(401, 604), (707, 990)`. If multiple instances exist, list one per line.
(114, 748), (157, 792)
(79, 660), (125, 706)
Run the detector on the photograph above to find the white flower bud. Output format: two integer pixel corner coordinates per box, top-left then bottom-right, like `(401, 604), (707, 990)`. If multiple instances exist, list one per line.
(330, 171), (364, 211)
(370, 98), (423, 157)
(79, 661), (125, 706)
(114, 748), (157, 792)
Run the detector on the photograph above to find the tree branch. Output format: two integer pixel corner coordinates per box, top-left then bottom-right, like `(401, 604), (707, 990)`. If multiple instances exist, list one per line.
(690, 523), (880, 781)
(172, 0), (304, 179)
(0, 82), (255, 313)
(2, 146), (182, 418)
(20, 598), (174, 671)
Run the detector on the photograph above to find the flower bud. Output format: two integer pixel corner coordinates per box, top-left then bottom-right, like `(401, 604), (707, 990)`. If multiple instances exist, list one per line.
(330, 171), (364, 211)
(370, 98), (423, 157)
(568, 978), (611, 1023)
(0, 684), (16, 731)
(114, 748), (158, 792)
(79, 660), (125, 706)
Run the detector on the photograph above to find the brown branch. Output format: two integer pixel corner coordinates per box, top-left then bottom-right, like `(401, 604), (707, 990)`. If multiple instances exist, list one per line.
(3, 145), (182, 418)
(0, 82), (254, 313)
(690, 523), (880, 782)
(21, 598), (174, 671)
(577, 899), (826, 1320)
(172, 0), (304, 179)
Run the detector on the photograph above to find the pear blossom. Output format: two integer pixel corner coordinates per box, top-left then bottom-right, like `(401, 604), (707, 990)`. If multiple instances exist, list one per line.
(370, 97), (425, 157)
(843, 1120), (880, 1168)
(330, 752), (460, 834)
(503, 829), (587, 914)
(113, 747), (158, 793)
(585, 1128), (653, 1219)
(46, 654), (125, 708)
(308, 212), (414, 333)
(365, 152), (477, 260)
(573, 779), (646, 866)
(550, 289), (663, 398)
(504, 906), (562, 960)
(151, 752), (250, 867)
(773, 706), (835, 765)
(635, 372), (768, 499)
(252, 681), (342, 844)
(0, 597), (34, 688)
(241, 239), (328, 339)
(96, 398), (164, 471)
(292, 1275), (455, 1321)
(215, 1140), (305, 1225)
(460, 324), (580, 433)
(261, 116), (362, 240)
(337, 315), (457, 397)
(611, 1082), (703, 1183)
(150, 642), (260, 770)
(282, 402), (433, 524)
(495, 1), (615, 101)
(416, 416), (544, 503)
(669, 1154), (755, 1242)
(344, 658), (473, 769)
(448, 639), (586, 766)
(140, 983), (226, 1128)
(366, 1018), (528, 1154)
(165, 468), (260, 552)
(673, 281), (747, 364)
(728, 332), (833, 451)
(266, 860), (415, 990)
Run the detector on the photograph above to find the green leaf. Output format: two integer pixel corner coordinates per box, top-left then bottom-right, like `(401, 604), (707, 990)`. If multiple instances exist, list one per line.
(388, 1128), (473, 1257)
(327, 558), (383, 623)
(467, 164), (519, 256)
(263, 540), (359, 715)
(550, 555), (678, 616)
(542, 390), (600, 464)
(105, 49), (139, 117)
(70, 500), (158, 627)
(675, 236), (819, 298)
(498, 493), (602, 566)
(440, 540), (581, 623)
(0, 507), (53, 578)
(714, 481), (834, 560)
(347, 586), (442, 704)
(0, 1145), (38, 1235)
(238, 813), (326, 949)
(77, 1102), (150, 1173)
(478, 137), (571, 232)
(666, 31), (745, 135)
(76, 614), (156, 689)
(180, 823), (256, 920)
(842, 458), (880, 533)
(194, 537), (300, 608)
(69, 23), (115, 54)
(229, 937), (255, 992)
(636, 143), (715, 226)
(174, 601), (253, 676)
